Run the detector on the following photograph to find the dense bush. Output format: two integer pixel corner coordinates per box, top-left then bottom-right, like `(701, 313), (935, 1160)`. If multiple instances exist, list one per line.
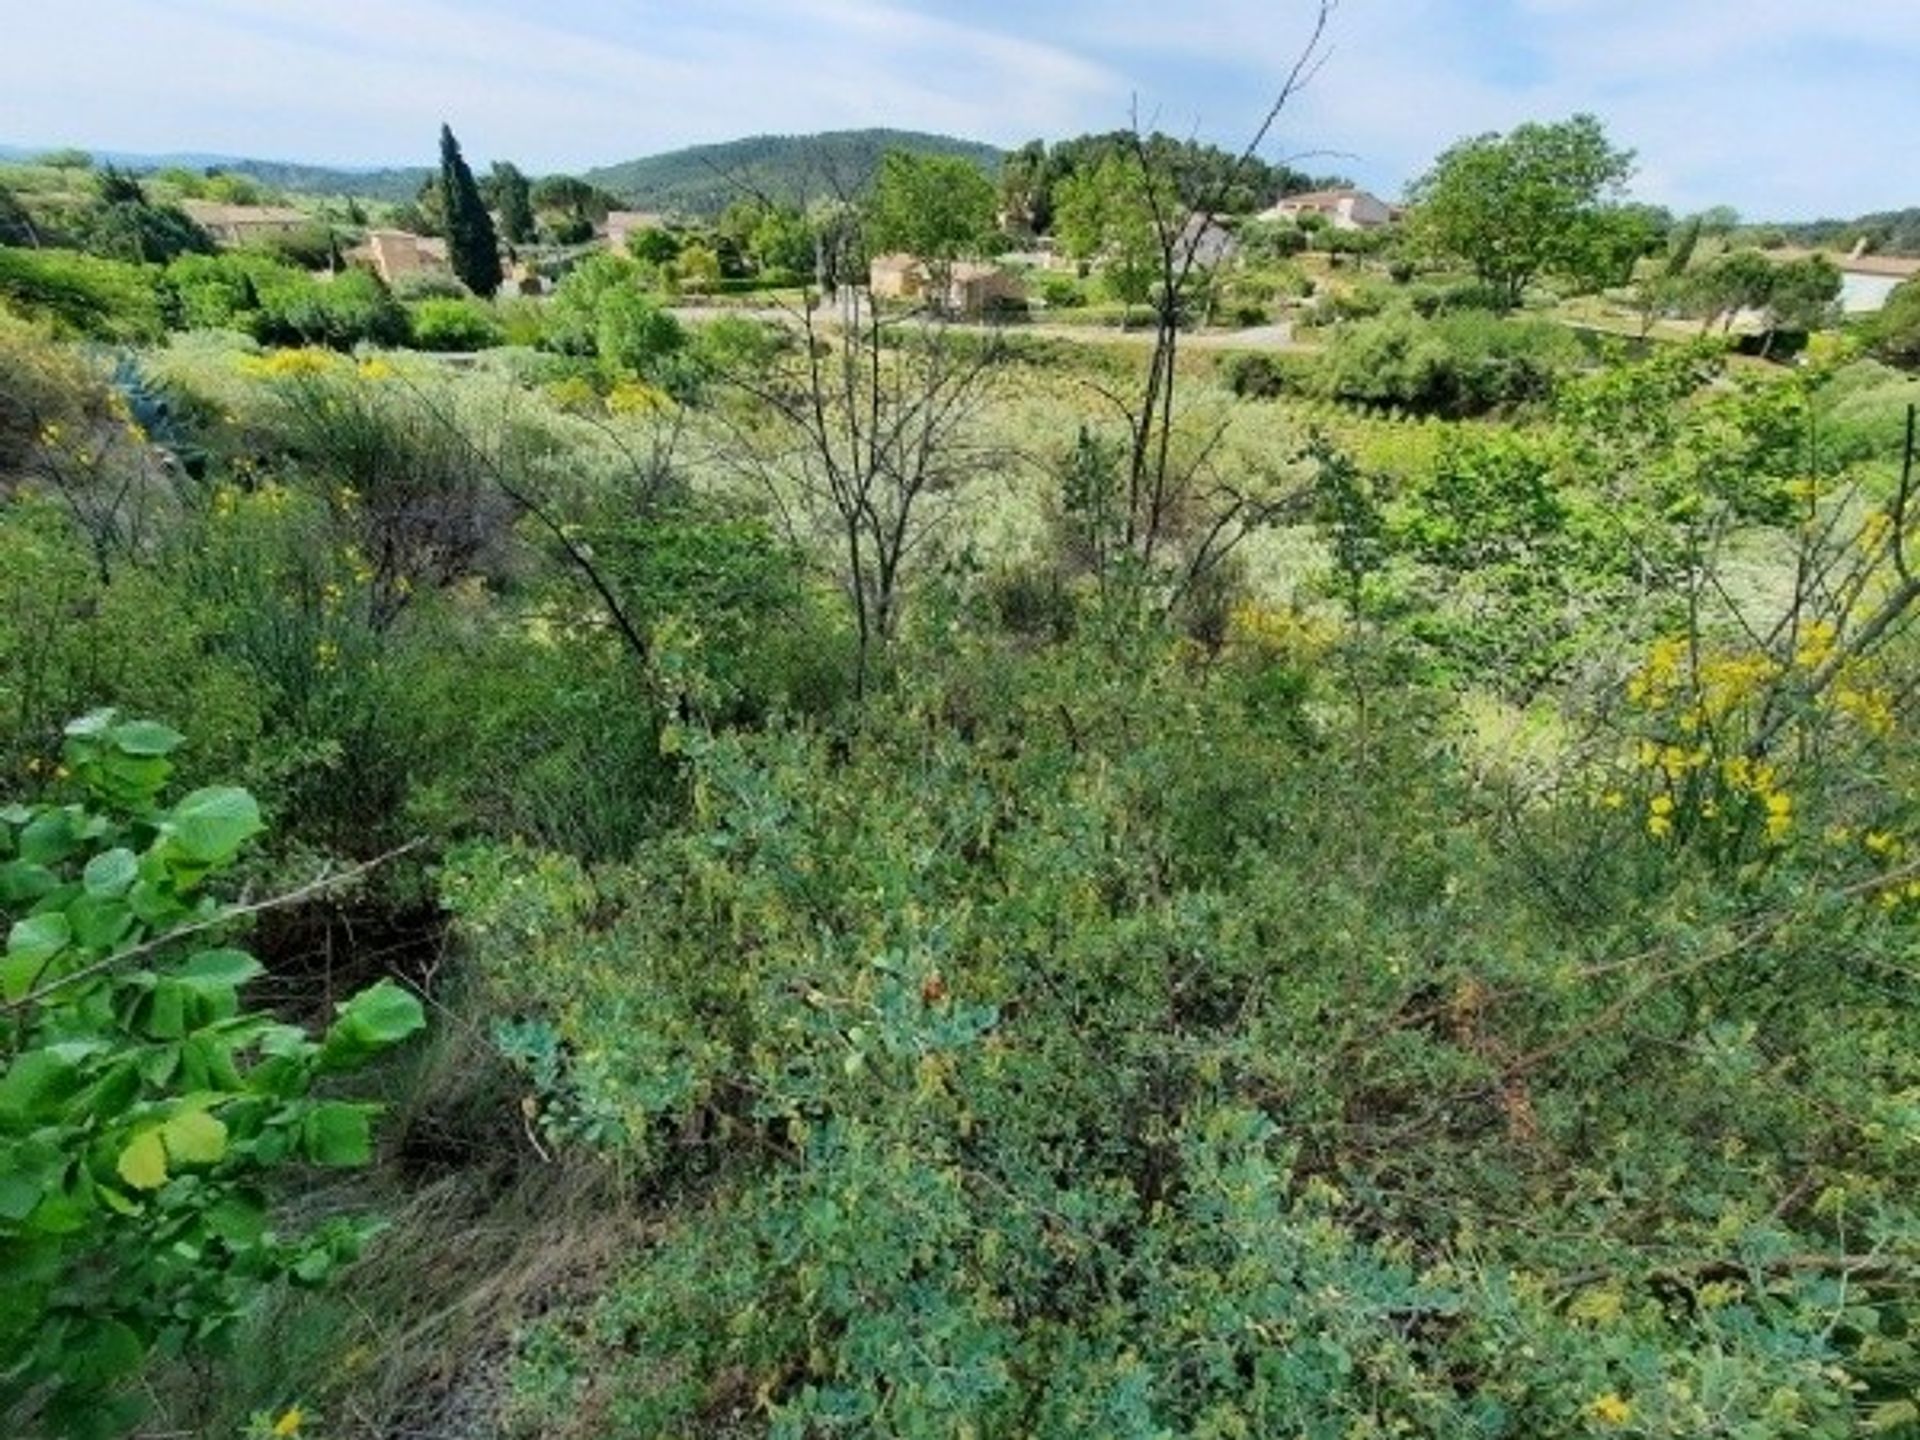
(443, 618), (1920, 1438)
(0, 245), (162, 340)
(4, 213), (1919, 1440)
(546, 254), (688, 388)
(406, 296), (505, 352)
(252, 269), (408, 350)
(1867, 276), (1920, 370)
(1318, 309), (1580, 416)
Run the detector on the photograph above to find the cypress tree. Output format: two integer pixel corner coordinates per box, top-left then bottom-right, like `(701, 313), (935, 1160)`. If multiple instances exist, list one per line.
(491, 161), (536, 247)
(438, 123), (502, 297)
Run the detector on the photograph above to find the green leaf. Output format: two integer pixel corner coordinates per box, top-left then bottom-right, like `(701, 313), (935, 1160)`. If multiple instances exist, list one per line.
(63, 709), (118, 741)
(146, 980), (188, 1040)
(1869, 1401), (1920, 1433)
(68, 893), (134, 952)
(302, 1102), (374, 1167)
(0, 1138), (63, 1220)
(207, 1191), (267, 1246)
(320, 979), (426, 1071)
(111, 720), (185, 757)
(161, 1108), (228, 1167)
(0, 858), (56, 904)
(82, 848), (139, 898)
(18, 811), (78, 865)
(164, 787), (262, 866)
(117, 1128), (169, 1190)
(176, 948), (264, 992)
(6, 912), (71, 992)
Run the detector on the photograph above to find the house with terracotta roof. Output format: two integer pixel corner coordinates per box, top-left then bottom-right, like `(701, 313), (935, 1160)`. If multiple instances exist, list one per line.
(180, 200), (312, 247)
(1259, 188), (1395, 231)
(345, 230), (450, 285)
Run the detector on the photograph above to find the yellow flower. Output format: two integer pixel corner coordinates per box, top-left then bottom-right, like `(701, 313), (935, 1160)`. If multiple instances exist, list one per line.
(272, 1409), (304, 1437)
(1793, 621), (1837, 671)
(1600, 790), (1626, 811)
(1834, 683), (1896, 737)
(1764, 792), (1792, 843)
(1647, 793), (1675, 839)
(1587, 1391), (1632, 1426)
(1865, 830), (1901, 858)
(1859, 509), (1894, 553)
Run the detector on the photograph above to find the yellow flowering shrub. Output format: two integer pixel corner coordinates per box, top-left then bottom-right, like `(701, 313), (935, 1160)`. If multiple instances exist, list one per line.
(1611, 616), (1907, 866)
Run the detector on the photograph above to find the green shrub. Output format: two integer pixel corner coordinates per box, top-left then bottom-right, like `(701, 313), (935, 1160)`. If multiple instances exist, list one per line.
(252, 269), (407, 350)
(1319, 309), (1579, 416)
(1039, 274), (1087, 309)
(406, 296), (504, 352)
(438, 623), (1920, 1438)
(1866, 276), (1920, 370)
(0, 711), (424, 1438)
(0, 245), (162, 340)
(1221, 349), (1311, 399)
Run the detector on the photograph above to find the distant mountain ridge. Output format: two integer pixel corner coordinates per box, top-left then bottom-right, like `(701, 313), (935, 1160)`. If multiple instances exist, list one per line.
(2, 130), (1001, 214)
(582, 129), (1003, 215)
(0, 144), (431, 201)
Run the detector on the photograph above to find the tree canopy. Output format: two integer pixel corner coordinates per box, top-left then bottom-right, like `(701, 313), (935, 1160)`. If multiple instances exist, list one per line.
(1002, 132), (1345, 235)
(488, 161), (535, 246)
(1408, 114), (1638, 307)
(866, 150), (997, 265)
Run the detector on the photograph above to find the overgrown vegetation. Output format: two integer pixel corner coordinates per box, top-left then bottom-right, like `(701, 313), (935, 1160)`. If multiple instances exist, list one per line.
(4, 90), (1920, 1440)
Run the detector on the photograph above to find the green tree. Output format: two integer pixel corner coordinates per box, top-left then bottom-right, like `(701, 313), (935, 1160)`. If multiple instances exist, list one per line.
(529, 174), (614, 230)
(489, 161), (535, 246)
(671, 241), (722, 295)
(1867, 277), (1920, 370)
(1761, 254), (1841, 346)
(1665, 214), (1703, 276)
(1054, 155), (1162, 320)
(746, 204), (815, 276)
(866, 150), (996, 284)
(1407, 114), (1637, 307)
(437, 124), (502, 298)
(1687, 248), (1775, 334)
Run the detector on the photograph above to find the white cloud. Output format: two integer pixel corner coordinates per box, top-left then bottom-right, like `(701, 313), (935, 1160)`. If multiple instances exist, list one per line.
(1, 0), (1912, 216)
(0, 0), (1122, 169)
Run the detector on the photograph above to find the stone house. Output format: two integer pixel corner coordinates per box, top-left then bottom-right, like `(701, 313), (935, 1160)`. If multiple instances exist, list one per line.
(867, 254), (1025, 315)
(179, 200), (312, 247)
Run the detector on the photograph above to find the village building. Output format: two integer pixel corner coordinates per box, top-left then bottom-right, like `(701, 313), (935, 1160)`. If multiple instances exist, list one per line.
(179, 200), (312, 247)
(1259, 187), (1396, 230)
(867, 254), (1025, 315)
(345, 229), (450, 285)
(1832, 250), (1920, 315)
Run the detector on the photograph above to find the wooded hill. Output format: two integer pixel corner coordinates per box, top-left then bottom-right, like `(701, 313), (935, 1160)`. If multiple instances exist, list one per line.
(582, 128), (1002, 214)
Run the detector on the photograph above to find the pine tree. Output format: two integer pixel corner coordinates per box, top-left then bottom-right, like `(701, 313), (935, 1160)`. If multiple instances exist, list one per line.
(438, 124), (502, 297)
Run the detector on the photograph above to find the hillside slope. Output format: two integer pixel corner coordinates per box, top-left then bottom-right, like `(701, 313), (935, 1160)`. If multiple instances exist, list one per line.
(583, 128), (1001, 214)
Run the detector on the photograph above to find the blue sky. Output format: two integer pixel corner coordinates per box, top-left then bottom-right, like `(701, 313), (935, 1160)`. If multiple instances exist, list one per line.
(6, 0), (1917, 218)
